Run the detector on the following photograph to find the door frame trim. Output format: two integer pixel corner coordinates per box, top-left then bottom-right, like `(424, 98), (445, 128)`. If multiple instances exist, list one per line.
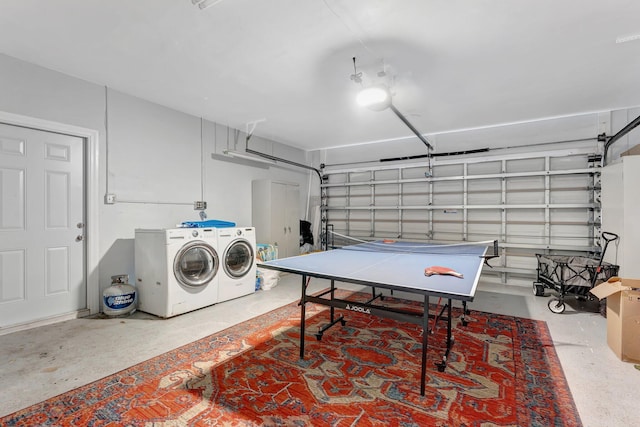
(0, 110), (100, 315)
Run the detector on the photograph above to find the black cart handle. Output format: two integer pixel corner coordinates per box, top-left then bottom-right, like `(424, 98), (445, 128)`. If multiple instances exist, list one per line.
(601, 232), (619, 243)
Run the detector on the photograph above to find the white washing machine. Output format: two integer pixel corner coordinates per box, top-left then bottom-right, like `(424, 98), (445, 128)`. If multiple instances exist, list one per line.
(134, 228), (220, 318)
(217, 227), (257, 303)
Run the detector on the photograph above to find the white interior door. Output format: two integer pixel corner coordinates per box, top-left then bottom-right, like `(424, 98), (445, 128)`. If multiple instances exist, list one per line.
(0, 123), (85, 328)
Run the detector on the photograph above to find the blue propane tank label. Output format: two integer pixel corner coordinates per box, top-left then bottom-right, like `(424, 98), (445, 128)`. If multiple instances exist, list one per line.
(104, 293), (135, 310)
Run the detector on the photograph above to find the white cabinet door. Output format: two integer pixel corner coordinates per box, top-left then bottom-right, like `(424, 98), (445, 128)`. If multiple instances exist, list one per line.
(0, 123), (85, 328)
(271, 182), (288, 255)
(252, 180), (300, 259)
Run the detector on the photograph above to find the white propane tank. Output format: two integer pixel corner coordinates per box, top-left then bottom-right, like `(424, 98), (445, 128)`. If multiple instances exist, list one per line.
(103, 274), (137, 316)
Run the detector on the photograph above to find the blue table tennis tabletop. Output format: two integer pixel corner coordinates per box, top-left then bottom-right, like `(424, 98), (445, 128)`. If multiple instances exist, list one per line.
(259, 240), (488, 301)
(258, 240), (492, 396)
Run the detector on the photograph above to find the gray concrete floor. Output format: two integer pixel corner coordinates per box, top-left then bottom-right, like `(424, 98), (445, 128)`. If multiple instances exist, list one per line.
(1, 275), (638, 426)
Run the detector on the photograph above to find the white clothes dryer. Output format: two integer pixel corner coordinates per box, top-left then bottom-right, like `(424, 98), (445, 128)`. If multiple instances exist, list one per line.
(217, 227), (257, 303)
(134, 228), (219, 318)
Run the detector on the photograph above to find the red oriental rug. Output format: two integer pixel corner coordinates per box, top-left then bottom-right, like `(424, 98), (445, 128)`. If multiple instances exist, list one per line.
(1, 291), (581, 426)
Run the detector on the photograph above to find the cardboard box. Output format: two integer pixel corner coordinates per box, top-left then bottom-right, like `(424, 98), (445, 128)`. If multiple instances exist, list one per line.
(621, 144), (640, 157)
(591, 278), (640, 363)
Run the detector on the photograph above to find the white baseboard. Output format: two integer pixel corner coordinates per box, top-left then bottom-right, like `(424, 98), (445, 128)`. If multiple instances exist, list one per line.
(0, 309), (91, 336)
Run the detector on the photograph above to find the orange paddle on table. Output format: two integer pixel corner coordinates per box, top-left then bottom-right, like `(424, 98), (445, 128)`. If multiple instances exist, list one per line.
(424, 266), (464, 278)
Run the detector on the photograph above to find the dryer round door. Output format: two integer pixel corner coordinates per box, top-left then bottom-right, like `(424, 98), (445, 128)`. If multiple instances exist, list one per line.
(174, 241), (219, 288)
(223, 239), (254, 278)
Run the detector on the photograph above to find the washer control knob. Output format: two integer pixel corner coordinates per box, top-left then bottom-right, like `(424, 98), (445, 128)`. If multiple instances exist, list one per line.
(192, 230), (199, 238)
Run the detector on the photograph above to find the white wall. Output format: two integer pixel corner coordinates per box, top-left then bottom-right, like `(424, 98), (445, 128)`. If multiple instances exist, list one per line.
(0, 53), (311, 304)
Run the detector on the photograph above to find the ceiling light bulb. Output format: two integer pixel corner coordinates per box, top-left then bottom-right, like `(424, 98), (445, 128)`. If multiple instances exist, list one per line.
(356, 86), (391, 111)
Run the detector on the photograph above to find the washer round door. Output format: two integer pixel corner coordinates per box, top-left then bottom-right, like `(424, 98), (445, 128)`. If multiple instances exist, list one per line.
(174, 241), (219, 288)
(223, 240), (254, 278)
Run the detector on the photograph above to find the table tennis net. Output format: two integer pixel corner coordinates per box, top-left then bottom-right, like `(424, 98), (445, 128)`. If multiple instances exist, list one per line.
(329, 231), (498, 256)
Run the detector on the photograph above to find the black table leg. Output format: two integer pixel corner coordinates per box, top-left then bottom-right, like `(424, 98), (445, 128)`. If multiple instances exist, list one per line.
(436, 298), (454, 372)
(447, 299), (452, 347)
(421, 294), (429, 396)
(315, 279), (346, 340)
(329, 279), (335, 323)
(300, 274), (307, 359)
(461, 300), (469, 326)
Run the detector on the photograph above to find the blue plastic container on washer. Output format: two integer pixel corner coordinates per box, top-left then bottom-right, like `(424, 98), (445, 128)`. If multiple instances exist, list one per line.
(180, 220), (236, 228)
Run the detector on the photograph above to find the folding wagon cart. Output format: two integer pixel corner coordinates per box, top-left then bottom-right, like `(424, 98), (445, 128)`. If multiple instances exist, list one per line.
(533, 232), (619, 314)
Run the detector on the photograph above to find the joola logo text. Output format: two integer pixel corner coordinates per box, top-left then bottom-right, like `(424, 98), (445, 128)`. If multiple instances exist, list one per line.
(345, 304), (371, 314)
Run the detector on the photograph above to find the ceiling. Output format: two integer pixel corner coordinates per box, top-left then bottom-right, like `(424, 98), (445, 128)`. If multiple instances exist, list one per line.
(1, 0), (640, 151)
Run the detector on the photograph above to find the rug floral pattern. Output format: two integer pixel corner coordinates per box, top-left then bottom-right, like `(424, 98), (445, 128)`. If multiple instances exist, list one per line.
(1, 291), (581, 426)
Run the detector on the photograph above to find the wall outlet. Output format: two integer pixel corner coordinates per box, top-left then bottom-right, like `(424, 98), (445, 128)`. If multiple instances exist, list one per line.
(105, 193), (116, 204)
(194, 201), (207, 210)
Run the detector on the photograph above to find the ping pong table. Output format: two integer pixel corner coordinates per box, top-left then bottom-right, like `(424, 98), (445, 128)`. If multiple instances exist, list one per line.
(258, 240), (495, 396)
